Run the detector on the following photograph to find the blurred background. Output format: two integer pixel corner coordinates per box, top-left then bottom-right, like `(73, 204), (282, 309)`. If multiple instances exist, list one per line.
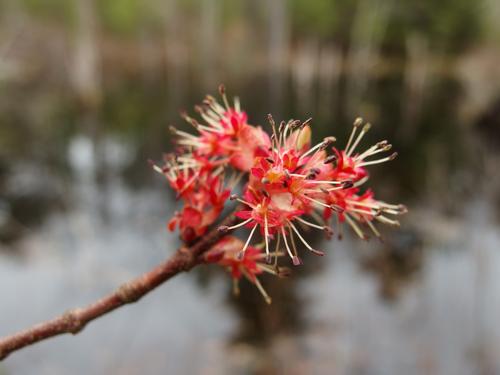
(1, 0), (500, 373)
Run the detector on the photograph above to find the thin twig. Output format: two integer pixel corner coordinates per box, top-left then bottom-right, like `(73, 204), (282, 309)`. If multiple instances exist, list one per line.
(0, 206), (241, 361)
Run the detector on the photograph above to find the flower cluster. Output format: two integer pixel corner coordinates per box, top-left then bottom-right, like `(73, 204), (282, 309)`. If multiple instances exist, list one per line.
(153, 85), (406, 303)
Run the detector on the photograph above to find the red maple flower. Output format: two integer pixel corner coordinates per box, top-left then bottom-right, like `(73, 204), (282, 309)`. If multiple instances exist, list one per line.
(154, 87), (407, 302)
(204, 236), (287, 304)
(152, 157), (230, 243)
(169, 85), (270, 173)
(223, 116), (405, 265)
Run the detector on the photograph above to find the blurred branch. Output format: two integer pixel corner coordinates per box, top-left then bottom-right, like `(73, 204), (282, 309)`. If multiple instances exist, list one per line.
(0, 206), (241, 361)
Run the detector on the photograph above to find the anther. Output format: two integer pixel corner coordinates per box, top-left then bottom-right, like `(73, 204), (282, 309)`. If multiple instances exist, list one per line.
(278, 121), (285, 133)
(179, 110), (189, 120)
(267, 114), (275, 127)
(342, 180), (354, 189)
(389, 152), (398, 160)
(290, 119), (301, 129)
(353, 117), (363, 127)
(306, 172), (317, 180)
(229, 194), (238, 201)
(218, 84), (226, 95)
(292, 256), (302, 266)
(302, 117), (312, 127)
(324, 155), (338, 164)
(218, 226), (230, 233)
(277, 267), (292, 277)
(310, 168), (321, 175)
(330, 204), (344, 213)
(323, 226), (334, 236)
(320, 136), (336, 150)
(265, 158), (275, 164)
(310, 249), (325, 256)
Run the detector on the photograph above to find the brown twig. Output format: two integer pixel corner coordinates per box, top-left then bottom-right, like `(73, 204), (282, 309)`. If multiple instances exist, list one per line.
(0, 207), (241, 361)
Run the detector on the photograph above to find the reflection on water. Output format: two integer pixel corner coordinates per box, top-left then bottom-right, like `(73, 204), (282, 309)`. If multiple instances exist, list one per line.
(1, 2), (500, 368)
(0, 134), (499, 374)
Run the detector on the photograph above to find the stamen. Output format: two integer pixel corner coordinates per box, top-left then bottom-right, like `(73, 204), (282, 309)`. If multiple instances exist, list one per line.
(324, 155), (338, 164)
(218, 84), (231, 110)
(355, 143), (392, 161)
(288, 221), (325, 256)
(366, 219), (381, 238)
(237, 224), (258, 260)
(288, 225), (300, 259)
(295, 216), (327, 230)
(253, 277), (272, 304)
(219, 217), (253, 232)
(229, 195), (256, 208)
(148, 160), (164, 174)
(303, 195), (332, 209)
(205, 95), (226, 114)
(345, 214), (368, 240)
(353, 175), (369, 188)
(169, 126), (199, 140)
(357, 152), (398, 167)
(375, 215), (400, 226)
(346, 123), (371, 157)
(264, 214), (271, 263)
(273, 234), (281, 270)
(232, 278), (240, 296)
(298, 139), (326, 160)
(281, 227), (301, 265)
(345, 117), (363, 152)
(234, 97), (241, 112)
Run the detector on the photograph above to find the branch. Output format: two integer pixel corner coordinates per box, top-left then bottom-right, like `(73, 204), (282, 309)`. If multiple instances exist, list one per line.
(0, 207), (241, 361)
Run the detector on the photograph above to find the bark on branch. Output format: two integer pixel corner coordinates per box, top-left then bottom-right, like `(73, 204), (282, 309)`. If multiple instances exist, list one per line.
(0, 207), (241, 361)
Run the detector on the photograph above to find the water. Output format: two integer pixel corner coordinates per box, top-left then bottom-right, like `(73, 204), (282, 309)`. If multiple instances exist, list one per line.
(1, 1), (500, 371)
(1, 134), (499, 374)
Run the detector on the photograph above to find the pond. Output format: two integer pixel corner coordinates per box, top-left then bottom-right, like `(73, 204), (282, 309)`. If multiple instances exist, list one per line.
(1, 22), (500, 372)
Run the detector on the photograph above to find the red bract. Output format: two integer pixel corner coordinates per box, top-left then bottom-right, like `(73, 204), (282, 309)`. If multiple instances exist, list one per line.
(155, 87), (407, 302)
(204, 236), (287, 304)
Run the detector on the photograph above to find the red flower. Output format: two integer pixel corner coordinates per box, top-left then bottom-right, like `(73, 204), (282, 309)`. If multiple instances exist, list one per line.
(154, 87), (407, 302)
(223, 116), (405, 265)
(205, 236), (287, 304)
(169, 85), (270, 173)
(152, 158), (230, 243)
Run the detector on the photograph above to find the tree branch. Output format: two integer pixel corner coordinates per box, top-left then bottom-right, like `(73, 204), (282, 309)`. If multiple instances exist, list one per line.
(0, 207), (241, 361)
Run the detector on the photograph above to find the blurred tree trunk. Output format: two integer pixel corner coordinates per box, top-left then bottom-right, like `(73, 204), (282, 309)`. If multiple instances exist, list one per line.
(71, 0), (109, 222)
(200, 0), (219, 91)
(399, 33), (429, 141)
(164, 0), (187, 122)
(292, 38), (319, 116)
(72, 0), (101, 109)
(268, 0), (289, 118)
(346, 0), (392, 118)
(318, 44), (342, 121)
